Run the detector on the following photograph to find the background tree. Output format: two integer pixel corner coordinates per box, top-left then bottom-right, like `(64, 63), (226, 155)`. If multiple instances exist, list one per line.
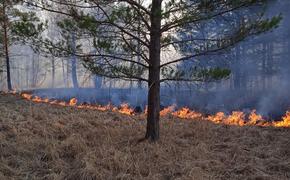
(57, 17), (81, 88)
(0, 0), (45, 90)
(56, 0), (81, 89)
(30, 0), (281, 141)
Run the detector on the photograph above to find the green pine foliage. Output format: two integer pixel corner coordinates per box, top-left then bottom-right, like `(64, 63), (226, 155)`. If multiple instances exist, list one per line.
(33, 0), (281, 83)
(0, 0), (45, 50)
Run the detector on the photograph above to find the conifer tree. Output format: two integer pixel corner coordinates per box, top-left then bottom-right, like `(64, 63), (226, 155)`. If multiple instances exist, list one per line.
(0, 0), (44, 90)
(31, 0), (281, 141)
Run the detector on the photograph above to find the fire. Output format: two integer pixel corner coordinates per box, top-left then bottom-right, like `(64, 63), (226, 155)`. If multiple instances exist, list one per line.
(18, 93), (290, 128)
(225, 111), (246, 126)
(93, 104), (113, 111)
(172, 107), (202, 120)
(69, 98), (77, 106)
(22, 93), (32, 99)
(207, 111), (266, 126)
(20, 93), (134, 116)
(205, 110), (290, 127)
(274, 111), (290, 127)
(160, 105), (175, 116)
(207, 112), (226, 124)
(32, 96), (42, 102)
(113, 103), (134, 115)
(248, 110), (263, 125)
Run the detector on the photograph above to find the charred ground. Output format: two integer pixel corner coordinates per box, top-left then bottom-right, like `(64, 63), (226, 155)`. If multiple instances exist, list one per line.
(0, 93), (290, 180)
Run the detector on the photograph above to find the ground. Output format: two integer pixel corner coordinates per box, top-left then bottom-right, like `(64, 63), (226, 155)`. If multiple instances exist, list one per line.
(0, 93), (290, 180)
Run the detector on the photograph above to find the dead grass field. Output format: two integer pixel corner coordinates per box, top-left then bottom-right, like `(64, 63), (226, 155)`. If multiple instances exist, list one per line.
(0, 93), (290, 180)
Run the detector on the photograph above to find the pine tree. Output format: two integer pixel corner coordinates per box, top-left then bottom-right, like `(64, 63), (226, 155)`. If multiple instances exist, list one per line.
(0, 0), (44, 90)
(32, 0), (281, 141)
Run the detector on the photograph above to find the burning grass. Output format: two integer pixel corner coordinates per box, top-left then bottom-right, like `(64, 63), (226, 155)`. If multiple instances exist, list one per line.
(19, 92), (290, 127)
(0, 93), (290, 180)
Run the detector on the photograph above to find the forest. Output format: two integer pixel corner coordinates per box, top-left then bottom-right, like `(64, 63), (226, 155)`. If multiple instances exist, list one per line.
(0, 0), (290, 179)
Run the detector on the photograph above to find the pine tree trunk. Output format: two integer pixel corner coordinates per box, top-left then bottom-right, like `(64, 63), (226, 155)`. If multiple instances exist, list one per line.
(146, 68), (161, 141)
(234, 45), (241, 90)
(26, 61), (29, 88)
(31, 54), (38, 88)
(145, 0), (162, 141)
(93, 75), (102, 89)
(262, 43), (267, 89)
(5, 54), (12, 91)
(51, 57), (55, 88)
(3, 2), (12, 91)
(71, 58), (78, 88)
(66, 59), (70, 87)
(61, 59), (67, 87)
(71, 32), (79, 88)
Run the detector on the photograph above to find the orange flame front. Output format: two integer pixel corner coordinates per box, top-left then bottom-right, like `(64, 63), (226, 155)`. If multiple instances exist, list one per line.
(160, 105), (175, 116)
(172, 107), (202, 120)
(113, 103), (134, 115)
(274, 111), (290, 127)
(19, 93), (290, 128)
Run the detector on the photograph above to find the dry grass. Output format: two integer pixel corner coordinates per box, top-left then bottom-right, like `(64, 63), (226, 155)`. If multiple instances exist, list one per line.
(0, 93), (290, 180)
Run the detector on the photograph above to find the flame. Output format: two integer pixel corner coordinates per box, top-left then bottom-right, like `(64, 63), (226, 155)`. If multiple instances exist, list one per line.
(225, 111), (246, 126)
(248, 110), (263, 125)
(113, 103), (134, 115)
(20, 93), (135, 115)
(32, 96), (42, 102)
(22, 93), (32, 100)
(207, 112), (226, 124)
(18, 93), (290, 128)
(69, 98), (77, 106)
(172, 107), (202, 119)
(160, 105), (175, 116)
(274, 111), (290, 127)
(206, 110), (274, 126)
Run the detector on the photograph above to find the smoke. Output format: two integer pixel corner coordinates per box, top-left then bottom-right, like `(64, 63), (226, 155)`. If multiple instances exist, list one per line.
(2, 1), (290, 118)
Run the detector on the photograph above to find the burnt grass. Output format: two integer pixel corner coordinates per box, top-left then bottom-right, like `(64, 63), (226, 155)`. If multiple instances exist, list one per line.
(0, 93), (290, 180)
